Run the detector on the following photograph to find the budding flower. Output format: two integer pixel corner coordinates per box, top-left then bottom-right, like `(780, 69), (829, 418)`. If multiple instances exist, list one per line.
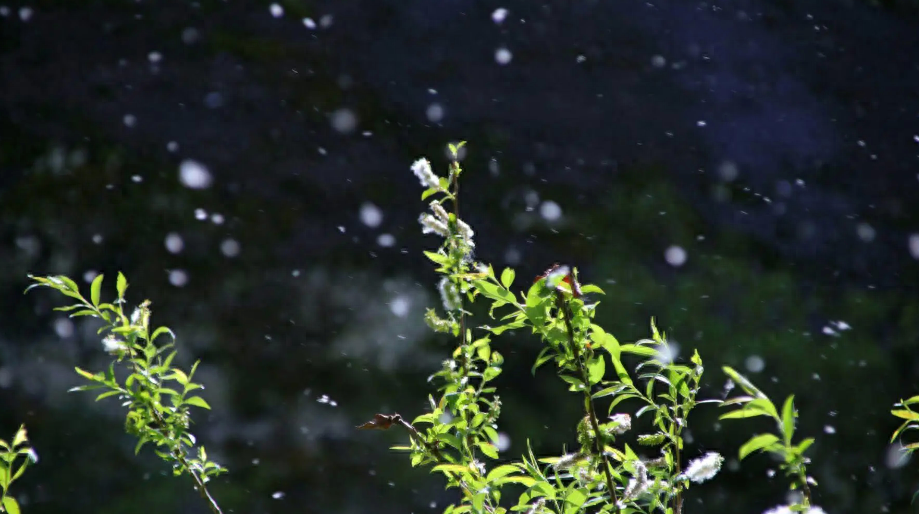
(684, 451), (723, 483)
(411, 158), (440, 189)
(419, 213), (449, 238)
(609, 413), (632, 434)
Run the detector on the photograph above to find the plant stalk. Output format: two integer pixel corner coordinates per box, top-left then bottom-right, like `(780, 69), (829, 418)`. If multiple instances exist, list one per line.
(556, 294), (619, 507)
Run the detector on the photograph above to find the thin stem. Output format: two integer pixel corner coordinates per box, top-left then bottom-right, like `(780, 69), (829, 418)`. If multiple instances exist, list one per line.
(450, 164), (476, 461)
(799, 470), (813, 506)
(556, 294), (619, 507)
(673, 439), (682, 514)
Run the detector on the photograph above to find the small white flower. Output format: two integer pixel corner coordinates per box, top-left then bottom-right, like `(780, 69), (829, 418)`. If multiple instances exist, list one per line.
(438, 277), (462, 311)
(684, 451), (723, 483)
(609, 413), (632, 434)
(411, 158), (440, 189)
(806, 508), (827, 514)
(101, 334), (126, 354)
(419, 213), (449, 237)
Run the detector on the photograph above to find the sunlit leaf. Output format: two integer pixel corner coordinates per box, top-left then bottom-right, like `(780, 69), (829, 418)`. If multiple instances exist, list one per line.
(892, 409), (919, 421)
(90, 273), (104, 307)
(2, 496), (21, 514)
(587, 355), (605, 384)
(116, 272), (128, 299)
(500, 268), (515, 289)
(620, 344), (658, 357)
(579, 284), (605, 295)
(781, 395), (796, 443)
(432, 464), (470, 475)
(738, 433), (781, 460)
(478, 442), (499, 459)
(184, 396), (211, 410)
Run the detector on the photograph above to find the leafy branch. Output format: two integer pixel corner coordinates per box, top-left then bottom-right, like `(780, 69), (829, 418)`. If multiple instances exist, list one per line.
(25, 273), (226, 514)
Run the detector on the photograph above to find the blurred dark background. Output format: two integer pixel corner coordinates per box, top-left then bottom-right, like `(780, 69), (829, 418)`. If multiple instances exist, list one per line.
(2, 0), (919, 512)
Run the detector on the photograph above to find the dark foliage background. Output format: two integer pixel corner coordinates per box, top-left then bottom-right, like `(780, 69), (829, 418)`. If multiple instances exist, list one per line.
(2, 0), (919, 513)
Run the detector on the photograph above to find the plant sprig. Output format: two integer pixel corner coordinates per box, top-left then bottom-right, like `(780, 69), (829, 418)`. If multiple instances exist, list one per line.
(0, 425), (38, 514)
(25, 273), (226, 514)
(720, 366), (815, 509)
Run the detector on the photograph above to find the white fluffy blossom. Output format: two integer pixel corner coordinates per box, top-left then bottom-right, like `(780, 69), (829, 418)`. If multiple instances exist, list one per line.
(101, 334), (127, 354)
(430, 200), (450, 222)
(684, 452), (723, 483)
(419, 213), (449, 237)
(456, 219), (475, 247)
(554, 453), (580, 470)
(609, 413), (632, 434)
(411, 158), (440, 189)
(624, 460), (649, 499)
(438, 277), (462, 311)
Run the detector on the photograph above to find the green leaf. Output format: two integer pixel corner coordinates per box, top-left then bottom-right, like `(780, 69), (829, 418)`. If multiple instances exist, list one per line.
(892, 409), (919, 421)
(719, 407), (773, 420)
(564, 489), (587, 513)
(722, 366), (764, 398)
(473, 280), (516, 305)
(587, 355), (605, 385)
(95, 390), (121, 402)
(495, 475), (537, 487)
(781, 395), (796, 443)
(478, 442), (499, 459)
(90, 273), (104, 307)
(116, 272), (128, 299)
(592, 385), (628, 399)
(902, 396), (919, 405)
(423, 251), (449, 266)
(150, 326), (175, 343)
(184, 396), (211, 410)
(795, 438), (815, 454)
(579, 284), (605, 295)
(134, 437), (149, 455)
(75, 367), (100, 382)
(738, 433), (781, 460)
(500, 268), (516, 289)
(620, 344), (658, 357)
(421, 188), (438, 201)
(486, 464), (521, 483)
(2, 496), (21, 514)
(11, 426), (27, 448)
(432, 464), (470, 475)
